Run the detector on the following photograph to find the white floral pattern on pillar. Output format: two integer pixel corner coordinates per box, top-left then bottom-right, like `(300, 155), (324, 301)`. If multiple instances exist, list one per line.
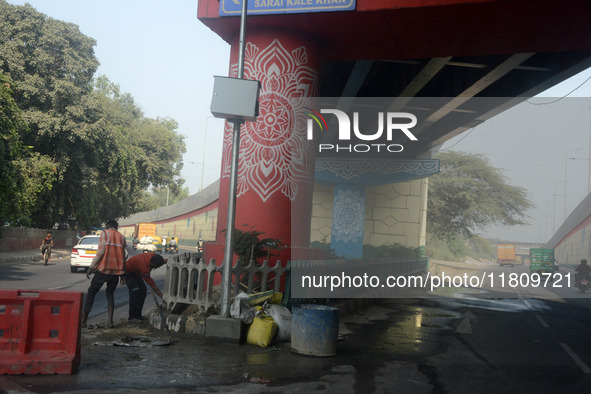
(333, 188), (364, 244)
(222, 39), (318, 202)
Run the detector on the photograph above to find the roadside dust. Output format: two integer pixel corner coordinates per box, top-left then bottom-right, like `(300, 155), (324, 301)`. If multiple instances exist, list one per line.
(81, 319), (174, 347)
(429, 259), (493, 278)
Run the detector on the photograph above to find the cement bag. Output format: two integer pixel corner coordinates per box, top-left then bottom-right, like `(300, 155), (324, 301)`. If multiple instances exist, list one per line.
(230, 292), (255, 324)
(265, 304), (291, 342)
(246, 315), (278, 348)
(270, 292), (283, 304)
(246, 290), (275, 306)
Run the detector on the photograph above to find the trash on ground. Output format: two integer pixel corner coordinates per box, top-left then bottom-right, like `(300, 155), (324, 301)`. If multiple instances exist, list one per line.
(230, 292), (255, 324)
(92, 336), (173, 347)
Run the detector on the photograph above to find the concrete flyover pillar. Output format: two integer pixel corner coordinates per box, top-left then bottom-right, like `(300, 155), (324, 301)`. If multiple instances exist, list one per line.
(215, 28), (320, 262)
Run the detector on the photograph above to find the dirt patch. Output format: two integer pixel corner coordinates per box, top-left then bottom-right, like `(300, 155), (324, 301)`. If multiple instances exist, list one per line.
(429, 259), (490, 278)
(81, 318), (171, 347)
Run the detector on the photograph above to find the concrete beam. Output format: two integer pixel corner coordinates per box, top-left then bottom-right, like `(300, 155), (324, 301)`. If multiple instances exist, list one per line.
(205, 315), (244, 344)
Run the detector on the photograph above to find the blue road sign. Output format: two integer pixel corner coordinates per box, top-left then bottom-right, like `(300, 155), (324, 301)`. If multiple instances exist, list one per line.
(219, 0), (356, 17)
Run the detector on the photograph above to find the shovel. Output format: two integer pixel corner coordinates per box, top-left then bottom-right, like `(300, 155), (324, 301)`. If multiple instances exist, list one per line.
(151, 288), (173, 340)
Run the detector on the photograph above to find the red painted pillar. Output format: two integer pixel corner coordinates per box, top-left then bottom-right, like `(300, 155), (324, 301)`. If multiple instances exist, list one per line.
(215, 28), (320, 263)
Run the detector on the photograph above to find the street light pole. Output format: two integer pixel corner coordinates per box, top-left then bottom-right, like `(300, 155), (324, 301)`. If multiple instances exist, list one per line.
(200, 118), (210, 193)
(588, 105), (591, 194)
(568, 156), (591, 206)
(552, 181), (565, 234)
(220, 0), (249, 318)
(564, 152), (567, 222)
(545, 200), (550, 242)
(187, 161), (203, 194)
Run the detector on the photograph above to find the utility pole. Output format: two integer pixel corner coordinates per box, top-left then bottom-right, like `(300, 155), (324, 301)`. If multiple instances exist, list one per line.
(564, 152), (567, 222)
(200, 117), (210, 193)
(552, 181), (565, 234)
(588, 105), (591, 194)
(220, 0), (249, 318)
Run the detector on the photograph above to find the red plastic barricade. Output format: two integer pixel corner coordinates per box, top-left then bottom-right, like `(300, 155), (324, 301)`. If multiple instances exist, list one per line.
(0, 289), (83, 374)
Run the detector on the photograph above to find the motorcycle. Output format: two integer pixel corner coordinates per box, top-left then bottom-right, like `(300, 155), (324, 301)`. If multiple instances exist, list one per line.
(577, 277), (590, 293)
(167, 244), (178, 254)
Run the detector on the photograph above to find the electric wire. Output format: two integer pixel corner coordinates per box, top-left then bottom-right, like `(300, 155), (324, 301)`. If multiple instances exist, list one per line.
(526, 74), (591, 105)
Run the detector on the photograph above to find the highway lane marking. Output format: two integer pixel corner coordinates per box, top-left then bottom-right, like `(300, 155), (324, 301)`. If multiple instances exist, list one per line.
(49, 286), (68, 290)
(535, 314), (549, 328)
(560, 343), (591, 374)
(517, 292), (534, 311)
(522, 299), (532, 309)
(518, 291), (550, 328)
(455, 311), (477, 334)
(455, 318), (472, 334)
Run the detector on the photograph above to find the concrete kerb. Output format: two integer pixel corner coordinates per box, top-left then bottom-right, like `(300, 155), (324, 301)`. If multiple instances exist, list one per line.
(146, 306), (208, 337)
(146, 298), (380, 337)
(0, 248), (71, 264)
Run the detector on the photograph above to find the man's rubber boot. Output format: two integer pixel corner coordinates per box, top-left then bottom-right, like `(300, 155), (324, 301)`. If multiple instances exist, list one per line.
(81, 310), (89, 328)
(107, 305), (115, 329)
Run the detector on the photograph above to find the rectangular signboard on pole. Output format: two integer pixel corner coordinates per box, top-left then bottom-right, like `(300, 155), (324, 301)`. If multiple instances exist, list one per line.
(219, 0), (356, 17)
(211, 76), (261, 122)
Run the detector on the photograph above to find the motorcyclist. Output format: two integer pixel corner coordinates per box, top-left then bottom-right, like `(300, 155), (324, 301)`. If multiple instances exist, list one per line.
(168, 237), (177, 252)
(40, 231), (54, 264)
(575, 259), (591, 284)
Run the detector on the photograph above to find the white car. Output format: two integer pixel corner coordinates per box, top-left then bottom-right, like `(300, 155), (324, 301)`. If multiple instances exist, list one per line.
(70, 235), (100, 273)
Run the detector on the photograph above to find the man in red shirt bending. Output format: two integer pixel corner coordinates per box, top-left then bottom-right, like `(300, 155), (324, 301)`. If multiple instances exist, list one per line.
(125, 252), (167, 323)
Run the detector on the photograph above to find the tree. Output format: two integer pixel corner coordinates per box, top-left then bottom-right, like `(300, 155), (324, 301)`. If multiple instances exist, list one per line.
(224, 225), (283, 266)
(0, 73), (56, 227)
(82, 77), (186, 223)
(1, 1), (99, 227)
(47, 76), (187, 227)
(145, 185), (191, 209)
(427, 151), (533, 240)
(0, 2), (186, 228)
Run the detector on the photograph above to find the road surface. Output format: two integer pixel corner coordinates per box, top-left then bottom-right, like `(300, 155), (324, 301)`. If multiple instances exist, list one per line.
(1, 258), (591, 392)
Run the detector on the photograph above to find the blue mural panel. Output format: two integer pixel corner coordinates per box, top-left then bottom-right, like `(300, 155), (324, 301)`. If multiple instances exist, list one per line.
(331, 184), (365, 259)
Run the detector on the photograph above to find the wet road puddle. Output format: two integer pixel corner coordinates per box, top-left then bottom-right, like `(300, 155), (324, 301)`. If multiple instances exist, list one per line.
(340, 302), (460, 358)
(374, 306), (459, 356)
(430, 286), (551, 313)
(92, 335), (173, 347)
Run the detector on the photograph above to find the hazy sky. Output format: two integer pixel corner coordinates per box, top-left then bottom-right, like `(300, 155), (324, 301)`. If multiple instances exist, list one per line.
(6, 0), (591, 244)
(441, 95), (591, 244)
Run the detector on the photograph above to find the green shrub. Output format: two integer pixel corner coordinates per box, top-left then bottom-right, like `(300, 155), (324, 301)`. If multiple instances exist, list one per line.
(362, 244), (420, 260)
